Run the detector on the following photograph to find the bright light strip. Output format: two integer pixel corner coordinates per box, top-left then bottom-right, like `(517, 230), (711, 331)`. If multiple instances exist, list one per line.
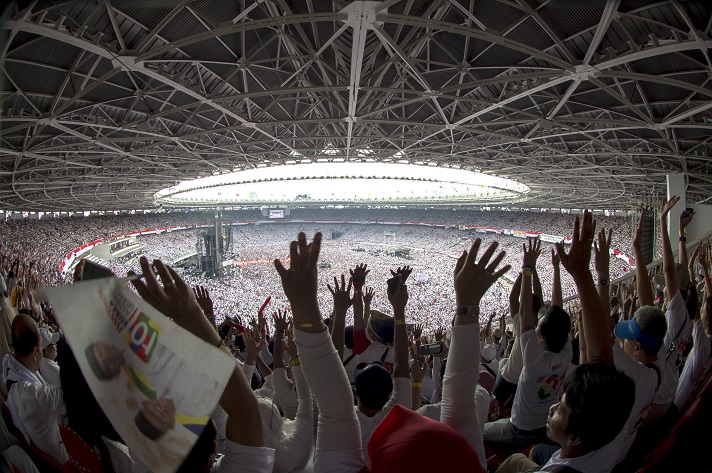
(155, 163), (529, 206)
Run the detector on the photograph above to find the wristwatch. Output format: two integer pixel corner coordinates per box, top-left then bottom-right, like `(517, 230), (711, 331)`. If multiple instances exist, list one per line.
(597, 276), (609, 287)
(456, 306), (480, 317)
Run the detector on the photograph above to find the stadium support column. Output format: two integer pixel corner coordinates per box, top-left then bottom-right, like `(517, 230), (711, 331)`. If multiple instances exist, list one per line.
(214, 209), (223, 276)
(666, 173), (686, 244)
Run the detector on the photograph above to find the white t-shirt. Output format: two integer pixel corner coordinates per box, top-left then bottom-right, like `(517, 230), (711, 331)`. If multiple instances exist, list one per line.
(542, 448), (604, 473)
(591, 343), (658, 469)
(510, 330), (571, 431)
(356, 339), (395, 371)
(655, 291), (692, 405)
(357, 376), (411, 466)
(674, 319), (711, 410)
(211, 440), (275, 473)
(417, 384), (491, 434)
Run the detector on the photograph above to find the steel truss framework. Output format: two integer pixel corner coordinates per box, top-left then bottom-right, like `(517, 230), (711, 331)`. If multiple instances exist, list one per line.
(0, 0), (711, 211)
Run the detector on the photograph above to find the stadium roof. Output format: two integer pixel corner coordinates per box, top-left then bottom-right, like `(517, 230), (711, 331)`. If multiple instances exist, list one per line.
(1, 0), (711, 211)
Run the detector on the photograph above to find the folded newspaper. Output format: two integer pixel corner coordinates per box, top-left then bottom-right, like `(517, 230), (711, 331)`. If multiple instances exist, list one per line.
(39, 277), (235, 473)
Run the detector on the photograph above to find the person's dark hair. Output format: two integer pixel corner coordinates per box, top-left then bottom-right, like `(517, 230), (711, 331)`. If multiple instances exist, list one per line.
(134, 410), (166, 440)
(539, 306), (571, 353)
(562, 361), (635, 452)
(84, 344), (114, 380)
(355, 364), (393, 410)
(345, 326), (354, 350)
(17, 308), (31, 316)
(176, 419), (217, 473)
(11, 317), (39, 358)
(634, 306), (667, 356)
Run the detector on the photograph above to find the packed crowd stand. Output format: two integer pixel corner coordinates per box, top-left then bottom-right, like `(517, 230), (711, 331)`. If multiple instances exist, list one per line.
(0, 203), (707, 472)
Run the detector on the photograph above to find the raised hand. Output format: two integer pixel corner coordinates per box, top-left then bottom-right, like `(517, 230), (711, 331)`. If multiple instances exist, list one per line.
(660, 195), (680, 221)
(284, 326), (299, 360)
(632, 209), (645, 250)
(327, 274), (354, 314)
(273, 308), (289, 333)
(593, 228), (613, 275)
(551, 248), (560, 268)
(390, 265), (413, 283)
(274, 232), (322, 322)
(412, 323), (423, 341)
(680, 208), (694, 231)
(243, 323), (265, 365)
(349, 263), (369, 290)
(129, 256), (202, 323)
(193, 285), (215, 322)
(434, 327), (445, 342)
(362, 286), (375, 307)
(388, 274), (408, 312)
(555, 211), (596, 280)
(522, 238), (541, 269)
(454, 239), (511, 308)
(411, 358), (426, 384)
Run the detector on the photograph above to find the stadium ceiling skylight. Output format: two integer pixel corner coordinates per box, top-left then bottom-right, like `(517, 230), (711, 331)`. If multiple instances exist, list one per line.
(154, 163), (530, 207)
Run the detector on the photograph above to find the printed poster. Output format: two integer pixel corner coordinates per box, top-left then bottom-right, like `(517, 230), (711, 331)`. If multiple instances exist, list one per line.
(39, 277), (235, 473)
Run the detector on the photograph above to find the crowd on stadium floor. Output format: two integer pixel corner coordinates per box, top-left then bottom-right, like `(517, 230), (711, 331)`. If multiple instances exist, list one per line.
(0, 205), (707, 473)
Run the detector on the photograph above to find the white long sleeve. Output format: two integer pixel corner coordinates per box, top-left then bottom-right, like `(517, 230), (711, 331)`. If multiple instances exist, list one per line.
(442, 323), (486, 471)
(294, 328), (365, 473)
(273, 365), (313, 473)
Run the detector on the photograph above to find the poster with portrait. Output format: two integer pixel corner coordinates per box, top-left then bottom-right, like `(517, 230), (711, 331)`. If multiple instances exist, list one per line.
(39, 277), (234, 473)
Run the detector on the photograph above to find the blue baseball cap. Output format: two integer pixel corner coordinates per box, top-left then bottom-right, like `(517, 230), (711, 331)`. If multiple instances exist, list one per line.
(614, 316), (661, 348)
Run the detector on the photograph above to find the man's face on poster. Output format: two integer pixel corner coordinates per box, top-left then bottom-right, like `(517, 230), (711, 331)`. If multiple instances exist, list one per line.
(92, 341), (125, 378)
(141, 398), (176, 433)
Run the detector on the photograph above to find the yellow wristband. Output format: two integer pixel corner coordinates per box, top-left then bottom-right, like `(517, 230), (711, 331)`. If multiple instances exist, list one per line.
(521, 269), (533, 277)
(412, 382), (422, 388)
(290, 358), (300, 367)
(395, 319), (405, 326)
(294, 321), (324, 328)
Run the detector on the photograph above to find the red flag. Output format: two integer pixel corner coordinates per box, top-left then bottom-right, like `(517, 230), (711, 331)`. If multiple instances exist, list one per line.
(258, 296), (271, 315)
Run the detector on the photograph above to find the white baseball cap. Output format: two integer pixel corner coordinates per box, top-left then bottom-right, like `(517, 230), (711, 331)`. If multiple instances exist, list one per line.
(39, 328), (59, 350)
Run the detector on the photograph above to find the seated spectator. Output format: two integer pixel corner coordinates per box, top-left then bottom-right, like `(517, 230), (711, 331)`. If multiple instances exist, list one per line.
(484, 239), (572, 448)
(2, 314), (67, 464)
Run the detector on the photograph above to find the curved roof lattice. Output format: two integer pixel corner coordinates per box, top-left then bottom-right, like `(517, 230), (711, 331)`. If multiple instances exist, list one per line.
(1, 0), (711, 210)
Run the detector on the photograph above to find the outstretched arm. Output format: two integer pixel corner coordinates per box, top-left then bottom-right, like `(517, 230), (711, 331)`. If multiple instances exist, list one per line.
(520, 239), (541, 333)
(594, 228), (613, 321)
(447, 239), (510, 469)
(632, 209), (654, 307)
(389, 274), (410, 380)
(328, 275), (353, 360)
(551, 249), (563, 308)
(679, 210), (694, 276)
(556, 211), (613, 365)
(660, 197), (680, 300)
(274, 233), (364, 468)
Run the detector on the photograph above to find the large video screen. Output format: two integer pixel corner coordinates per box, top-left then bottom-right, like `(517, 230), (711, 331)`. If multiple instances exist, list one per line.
(269, 209), (284, 219)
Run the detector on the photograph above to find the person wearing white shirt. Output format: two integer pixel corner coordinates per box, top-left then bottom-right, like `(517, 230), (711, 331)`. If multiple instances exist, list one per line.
(484, 239), (571, 447)
(38, 327), (61, 387)
(2, 315), (67, 464)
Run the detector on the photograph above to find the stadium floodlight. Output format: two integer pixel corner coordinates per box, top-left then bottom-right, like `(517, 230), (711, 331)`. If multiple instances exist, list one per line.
(154, 163), (530, 208)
